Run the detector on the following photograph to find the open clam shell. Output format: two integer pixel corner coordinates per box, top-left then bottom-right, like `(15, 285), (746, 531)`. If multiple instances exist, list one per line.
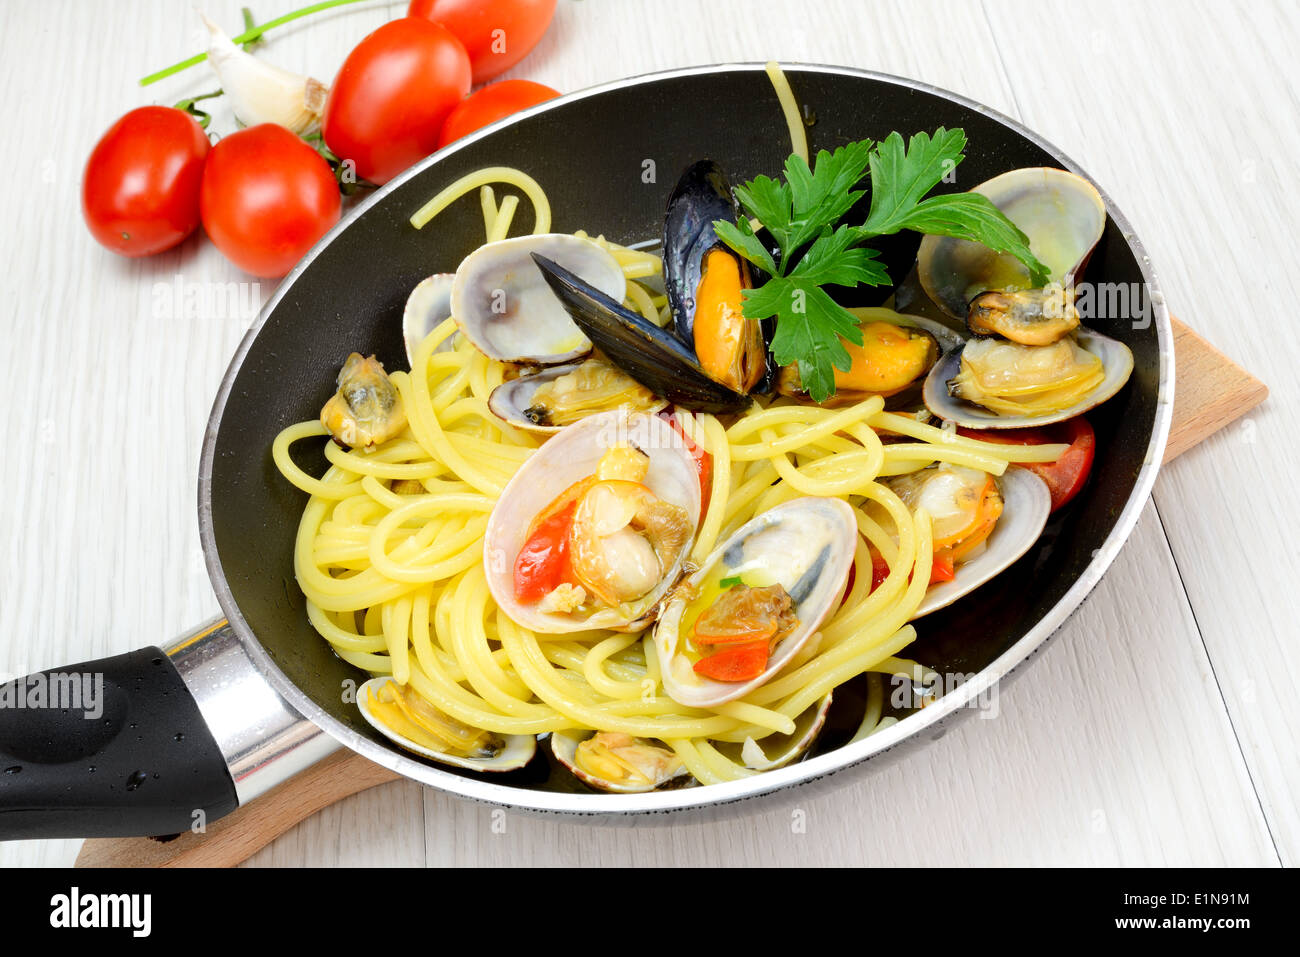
(911, 467), (1052, 618)
(654, 497), (857, 709)
(550, 731), (693, 793)
(917, 167), (1106, 321)
(450, 234), (626, 365)
(486, 359), (669, 435)
(711, 692), (833, 771)
(356, 676), (536, 771)
(402, 273), (456, 367)
(483, 409), (702, 634)
(922, 326), (1134, 429)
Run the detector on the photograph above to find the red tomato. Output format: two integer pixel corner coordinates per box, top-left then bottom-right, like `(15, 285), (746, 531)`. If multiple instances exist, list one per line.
(437, 79), (559, 147)
(82, 106), (209, 257)
(693, 640), (769, 682)
(408, 0), (556, 84)
(323, 17), (471, 185)
(199, 124), (340, 278)
(958, 417), (1097, 511)
(513, 498), (579, 602)
(661, 412), (713, 514)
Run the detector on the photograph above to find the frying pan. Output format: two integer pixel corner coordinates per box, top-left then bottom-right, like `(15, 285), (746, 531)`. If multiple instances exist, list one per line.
(0, 64), (1172, 838)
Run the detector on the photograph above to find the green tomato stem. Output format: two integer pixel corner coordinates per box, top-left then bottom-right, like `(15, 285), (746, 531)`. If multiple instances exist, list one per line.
(138, 0), (371, 87)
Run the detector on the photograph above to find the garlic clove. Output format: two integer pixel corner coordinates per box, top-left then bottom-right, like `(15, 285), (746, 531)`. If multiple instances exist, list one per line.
(201, 13), (327, 136)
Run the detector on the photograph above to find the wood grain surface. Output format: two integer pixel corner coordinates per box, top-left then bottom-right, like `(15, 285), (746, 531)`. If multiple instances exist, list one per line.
(2, 0), (1295, 868)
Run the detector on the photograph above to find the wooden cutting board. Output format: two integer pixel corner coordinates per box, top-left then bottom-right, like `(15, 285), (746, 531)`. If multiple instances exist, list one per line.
(75, 315), (1266, 869)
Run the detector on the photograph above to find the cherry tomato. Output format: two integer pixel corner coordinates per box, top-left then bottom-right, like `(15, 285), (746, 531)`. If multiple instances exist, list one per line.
(323, 17), (471, 185)
(199, 124), (340, 278)
(437, 79), (560, 147)
(958, 417), (1097, 512)
(408, 0), (556, 84)
(82, 106), (209, 257)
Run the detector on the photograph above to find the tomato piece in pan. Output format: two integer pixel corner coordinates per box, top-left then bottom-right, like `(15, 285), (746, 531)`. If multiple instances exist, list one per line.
(958, 417), (1096, 512)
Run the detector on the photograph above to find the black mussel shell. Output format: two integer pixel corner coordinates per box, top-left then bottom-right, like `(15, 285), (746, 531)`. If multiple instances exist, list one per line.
(531, 253), (751, 415)
(663, 160), (741, 349)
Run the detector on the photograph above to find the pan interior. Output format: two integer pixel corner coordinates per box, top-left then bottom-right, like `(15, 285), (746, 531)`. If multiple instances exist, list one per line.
(203, 66), (1163, 802)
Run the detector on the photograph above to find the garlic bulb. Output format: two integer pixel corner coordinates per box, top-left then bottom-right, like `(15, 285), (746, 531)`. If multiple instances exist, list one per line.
(202, 14), (326, 136)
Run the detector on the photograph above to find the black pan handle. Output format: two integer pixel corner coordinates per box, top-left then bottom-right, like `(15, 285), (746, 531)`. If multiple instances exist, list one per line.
(0, 647), (238, 839)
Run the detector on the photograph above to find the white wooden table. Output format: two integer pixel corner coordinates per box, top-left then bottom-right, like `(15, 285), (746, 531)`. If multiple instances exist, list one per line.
(2, 0), (1295, 867)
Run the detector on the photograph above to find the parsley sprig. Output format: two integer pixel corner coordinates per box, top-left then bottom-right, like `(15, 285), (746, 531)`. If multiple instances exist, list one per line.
(712, 128), (1049, 402)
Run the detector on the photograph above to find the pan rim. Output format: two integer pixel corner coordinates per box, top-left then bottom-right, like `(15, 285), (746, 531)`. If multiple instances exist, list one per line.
(198, 61), (1173, 815)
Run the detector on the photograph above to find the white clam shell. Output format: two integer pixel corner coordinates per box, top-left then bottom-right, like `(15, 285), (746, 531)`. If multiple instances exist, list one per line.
(484, 409), (701, 633)
(357, 676), (536, 771)
(911, 467), (1052, 618)
(550, 731), (692, 793)
(486, 363), (669, 435)
(714, 692), (833, 771)
(450, 234), (626, 364)
(403, 273), (456, 367)
(917, 167), (1106, 320)
(654, 497), (857, 709)
(922, 327), (1134, 429)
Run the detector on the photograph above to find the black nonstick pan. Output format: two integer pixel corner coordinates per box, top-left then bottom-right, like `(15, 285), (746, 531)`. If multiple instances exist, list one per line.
(0, 64), (1171, 837)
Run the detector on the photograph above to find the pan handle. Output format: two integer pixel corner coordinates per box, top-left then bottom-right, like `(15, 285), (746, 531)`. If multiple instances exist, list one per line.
(0, 619), (338, 839)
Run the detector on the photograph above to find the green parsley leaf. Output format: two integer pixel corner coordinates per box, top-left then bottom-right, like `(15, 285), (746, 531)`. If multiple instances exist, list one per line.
(711, 128), (1052, 402)
(745, 278), (862, 402)
(712, 217), (777, 277)
(718, 575), (744, 589)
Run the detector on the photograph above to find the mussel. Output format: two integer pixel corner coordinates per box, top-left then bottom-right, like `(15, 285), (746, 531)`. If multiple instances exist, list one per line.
(664, 161), (768, 394)
(529, 160), (772, 415)
(776, 307), (960, 406)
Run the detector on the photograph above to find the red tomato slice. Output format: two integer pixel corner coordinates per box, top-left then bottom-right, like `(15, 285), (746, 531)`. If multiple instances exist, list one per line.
(438, 79), (559, 147)
(868, 547), (955, 589)
(693, 640), (769, 682)
(958, 417), (1097, 512)
(513, 498), (579, 602)
(661, 412), (713, 514)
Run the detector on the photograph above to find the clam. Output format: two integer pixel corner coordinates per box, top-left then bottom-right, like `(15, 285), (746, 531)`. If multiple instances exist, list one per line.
(653, 497), (857, 709)
(357, 676), (536, 771)
(450, 233), (626, 365)
(486, 355), (668, 434)
(402, 273), (456, 367)
(320, 353), (407, 449)
(923, 327), (1134, 428)
(483, 409), (701, 633)
(880, 465), (1051, 618)
(913, 167), (1131, 427)
(917, 167), (1106, 322)
(711, 692), (833, 771)
(776, 307), (960, 405)
(550, 731), (692, 793)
